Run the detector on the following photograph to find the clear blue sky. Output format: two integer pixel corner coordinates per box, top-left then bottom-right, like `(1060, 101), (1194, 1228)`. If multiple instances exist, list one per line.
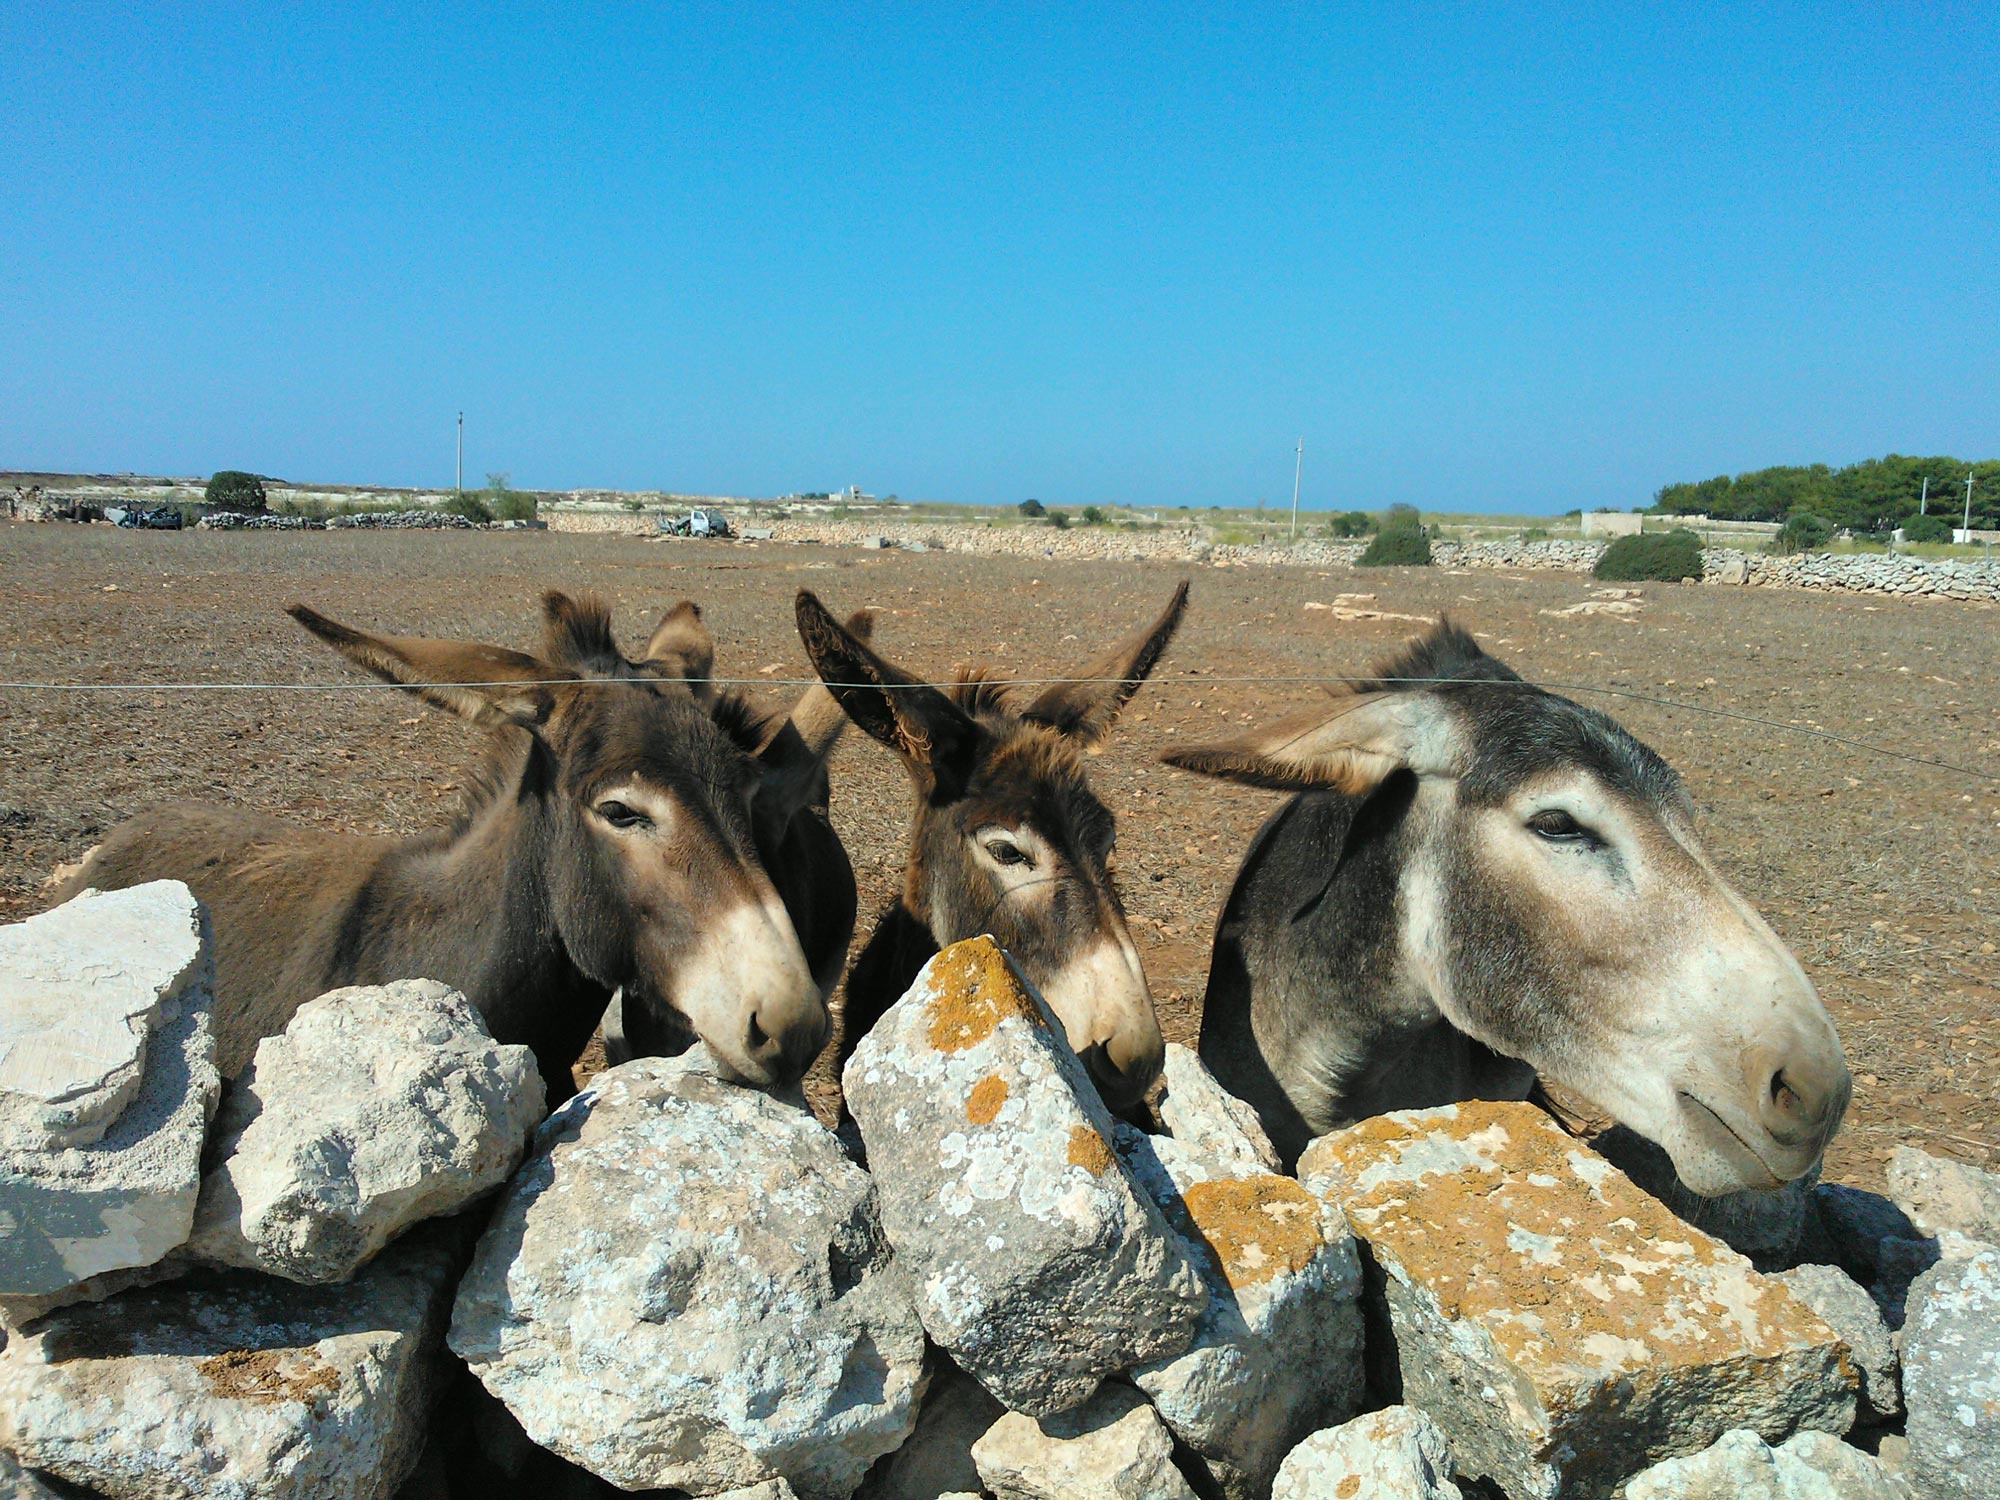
(4, 6), (1995, 512)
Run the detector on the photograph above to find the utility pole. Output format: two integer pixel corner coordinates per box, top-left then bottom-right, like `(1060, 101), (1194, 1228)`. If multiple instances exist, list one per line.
(1289, 437), (1303, 543)
(1964, 472), (1976, 538)
(1919, 476), (1928, 515)
(456, 413), (464, 494)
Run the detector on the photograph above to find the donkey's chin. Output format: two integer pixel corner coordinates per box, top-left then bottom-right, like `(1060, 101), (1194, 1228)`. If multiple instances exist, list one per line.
(1656, 1093), (1790, 1196)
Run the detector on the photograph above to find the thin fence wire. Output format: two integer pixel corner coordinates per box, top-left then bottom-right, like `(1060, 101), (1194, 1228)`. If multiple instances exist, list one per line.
(2, 672), (1992, 782)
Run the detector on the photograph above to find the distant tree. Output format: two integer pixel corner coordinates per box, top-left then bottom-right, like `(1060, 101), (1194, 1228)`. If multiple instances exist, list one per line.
(1358, 508), (1430, 566)
(205, 470), (267, 513)
(1654, 454), (1999, 531)
(1018, 498), (1046, 517)
(1595, 530), (1702, 582)
(1771, 511), (1833, 555)
(1325, 510), (1372, 538)
(1048, 509), (1070, 530)
(1902, 513), (1952, 544)
(1080, 505), (1106, 526)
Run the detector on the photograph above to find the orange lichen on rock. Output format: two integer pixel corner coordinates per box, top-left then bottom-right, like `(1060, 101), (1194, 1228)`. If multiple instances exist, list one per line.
(965, 1074), (1009, 1125)
(1067, 1125), (1115, 1176)
(1180, 1176), (1323, 1290)
(196, 1348), (339, 1408)
(925, 936), (1044, 1053)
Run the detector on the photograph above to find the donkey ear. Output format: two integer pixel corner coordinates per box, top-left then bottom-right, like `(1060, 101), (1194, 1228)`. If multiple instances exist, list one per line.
(794, 592), (977, 798)
(641, 600), (716, 698)
(1162, 690), (1457, 794)
(1022, 580), (1189, 747)
(289, 605), (554, 730)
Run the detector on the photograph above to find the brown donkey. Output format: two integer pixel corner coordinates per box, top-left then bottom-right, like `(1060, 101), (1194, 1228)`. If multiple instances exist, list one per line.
(62, 592), (837, 1101)
(795, 582), (1189, 1109)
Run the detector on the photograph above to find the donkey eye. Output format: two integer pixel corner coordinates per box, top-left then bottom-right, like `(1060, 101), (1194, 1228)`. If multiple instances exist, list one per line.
(596, 800), (651, 831)
(985, 839), (1032, 868)
(1527, 810), (1590, 843)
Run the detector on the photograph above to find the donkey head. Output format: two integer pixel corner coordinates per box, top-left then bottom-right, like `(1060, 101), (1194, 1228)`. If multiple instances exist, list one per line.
(288, 592), (828, 1087)
(796, 582), (1190, 1108)
(1167, 621), (1849, 1195)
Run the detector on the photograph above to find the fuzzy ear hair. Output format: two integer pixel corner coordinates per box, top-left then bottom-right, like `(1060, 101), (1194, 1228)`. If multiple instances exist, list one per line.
(289, 605), (554, 731)
(794, 591), (977, 798)
(754, 608), (877, 821)
(1162, 690), (1457, 794)
(1022, 580), (1189, 747)
(540, 591), (626, 675)
(642, 600), (716, 698)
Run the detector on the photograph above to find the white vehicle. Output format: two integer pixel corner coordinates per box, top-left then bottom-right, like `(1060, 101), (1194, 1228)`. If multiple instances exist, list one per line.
(660, 507), (732, 539)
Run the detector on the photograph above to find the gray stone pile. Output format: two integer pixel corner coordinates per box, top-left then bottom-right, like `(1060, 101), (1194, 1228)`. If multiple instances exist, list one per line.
(197, 512), (323, 530)
(4, 896), (1997, 1500)
(326, 510), (478, 529)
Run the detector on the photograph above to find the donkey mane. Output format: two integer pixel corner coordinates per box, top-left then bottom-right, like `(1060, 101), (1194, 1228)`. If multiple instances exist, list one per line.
(1358, 618), (1520, 694)
(947, 666), (1024, 718)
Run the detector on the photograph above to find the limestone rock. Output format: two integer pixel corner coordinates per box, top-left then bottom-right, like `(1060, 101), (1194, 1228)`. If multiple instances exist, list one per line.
(1118, 1126), (1363, 1499)
(187, 979), (543, 1283)
(858, 1359), (1003, 1500)
(0, 1221), (460, 1500)
(1592, 1124), (1815, 1269)
(1886, 1147), (2000, 1242)
(1809, 1185), (1919, 1282)
(1156, 1044), (1281, 1174)
(718, 1484), (803, 1500)
(1298, 1102), (1857, 1500)
(449, 1050), (926, 1498)
(1624, 1428), (1916, 1499)
(1777, 1264), (1900, 1421)
(1270, 1406), (1463, 1500)
(1901, 1247), (2000, 1500)
(970, 1381), (1198, 1500)
(842, 938), (1206, 1417)
(0, 882), (219, 1296)
(0, 1452), (83, 1500)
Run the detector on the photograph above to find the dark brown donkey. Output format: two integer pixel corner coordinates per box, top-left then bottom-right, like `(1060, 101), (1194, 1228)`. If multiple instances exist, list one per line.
(795, 582), (1189, 1109)
(61, 593), (839, 1101)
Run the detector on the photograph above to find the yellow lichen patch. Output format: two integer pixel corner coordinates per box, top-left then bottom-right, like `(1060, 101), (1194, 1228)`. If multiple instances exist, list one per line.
(1181, 1176), (1324, 1290)
(966, 1074), (1009, 1125)
(925, 937), (1043, 1053)
(1067, 1124), (1115, 1176)
(1302, 1100), (1841, 1382)
(1337, 1478), (1360, 1500)
(198, 1348), (339, 1408)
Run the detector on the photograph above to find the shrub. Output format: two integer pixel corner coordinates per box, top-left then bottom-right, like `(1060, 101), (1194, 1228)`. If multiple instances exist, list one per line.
(1594, 529), (1703, 582)
(1047, 509), (1070, 530)
(1357, 512), (1431, 566)
(1521, 526), (1552, 542)
(1771, 511), (1833, 555)
(1080, 505), (1106, 526)
(205, 470), (267, 513)
(1325, 510), (1372, 538)
(1018, 498), (1046, 517)
(445, 490), (494, 524)
(1902, 513), (1952, 544)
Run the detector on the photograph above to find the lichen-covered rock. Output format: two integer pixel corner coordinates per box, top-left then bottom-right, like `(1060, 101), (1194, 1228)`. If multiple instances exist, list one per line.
(1156, 1044), (1281, 1174)
(1298, 1102), (1856, 1500)
(1271, 1406), (1464, 1500)
(1624, 1428), (1916, 1498)
(1592, 1124), (1815, 1269)
(449, 1051), (925, 1499)
(1886, 1147), (2000, 1243)
(858, 1360), (1003, 1500)
(970, 1381), (1198, 1500)
(0, 1221), (461, 1500)
(187, 979), (543, 1283)
(1901, 1248), (2000, 1500)
(1777, 1264), (1901, 1421)
(1118, 1126), (1362, 1498)
(0, 882), (219, 1297)
(842, 938), (1206, 1417)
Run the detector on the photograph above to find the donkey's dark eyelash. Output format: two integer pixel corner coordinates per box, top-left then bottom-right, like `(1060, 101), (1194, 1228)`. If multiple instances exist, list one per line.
(985, 840), (1032, 867)
(1527, 809), (1598, 845)
(596, 800), (651, 830)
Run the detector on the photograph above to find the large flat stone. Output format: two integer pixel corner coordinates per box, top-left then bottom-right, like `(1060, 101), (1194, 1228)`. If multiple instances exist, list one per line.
(1886, 1147), (2000, 1243)
(187, 979), (543, 1283)
(842, 938), (1206, 1418)
(1270, 1406), (1464, 1500)
(1777, 1264), (1901, 1422)
(1901, 1247), (2000, 1500)
(1299, 1102), (1856, 1500)
(0, 883), (219, 1296)
(969, 1382), (1198, 1500)
(0, 1221), (461, 1500)
(1118, 1126), (1363, 1498)
(1624, 1428), (1916, 1498)
(449, 1050), (926, 1499)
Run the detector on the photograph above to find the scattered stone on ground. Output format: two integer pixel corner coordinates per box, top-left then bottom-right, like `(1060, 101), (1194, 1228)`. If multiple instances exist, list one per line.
(1270, 1405), (1464, 1500)
(449, 1048), (926, 1499)
(1591, 1124), (1815, 1269)
(1623, 1427), (1917, 1499)
(1118, 1125), (1363, 1499)
(1776, 1264), (1902, 1422)
(1155, 1043), (1282, 1174)
(842, 938), (1206, 1417)
(857, 1359), (1003, 1500)
(187, 979), (543, 1283)
(0, 1221), (462, 1500)
(1299, 1101), (1857, 1500)
(969, 1381), (1198, 1500)
(0, 881), (218, 1298)
(1900, 1247), (2000, 1500)
(1886, 1146), (2000, 1242)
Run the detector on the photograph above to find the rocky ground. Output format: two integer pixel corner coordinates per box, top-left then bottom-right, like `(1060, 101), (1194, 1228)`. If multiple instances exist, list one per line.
(0, 522), (1995, 1191)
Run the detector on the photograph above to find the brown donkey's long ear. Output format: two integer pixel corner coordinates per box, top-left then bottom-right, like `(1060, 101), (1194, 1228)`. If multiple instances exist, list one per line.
(795, 591), (977, 798)
(1022, 580), (1190, 747)
(289, 605), (554, 730)
(641, 600), (715, 697)
(755, 608), (876, 821)
(1163, 690), (1457, 795)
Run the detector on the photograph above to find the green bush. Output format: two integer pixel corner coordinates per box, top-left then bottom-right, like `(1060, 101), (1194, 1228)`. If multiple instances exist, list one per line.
(1594, 529), (1703, 582)
(1902, 513), (1951, 544)
(1080, 505), (1106, 526)
(1018, 498), (1046, 517)
(204, 470), (267, 513)
(445, 490), (494, 524)
(1047, 509), (1070, 530)
(1771, 511), (1833, 555)
(1325, 510), (1372, 538)
(1521, 526), (1551, 542)
(1357, 512), (1431, 566)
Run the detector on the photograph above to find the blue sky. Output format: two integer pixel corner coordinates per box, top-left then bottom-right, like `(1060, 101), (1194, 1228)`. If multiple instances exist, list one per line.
(3, 6), (1995, 512)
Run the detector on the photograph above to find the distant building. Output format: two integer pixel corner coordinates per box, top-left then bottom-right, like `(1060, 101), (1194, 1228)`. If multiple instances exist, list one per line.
(1580, 511), (1644, 538)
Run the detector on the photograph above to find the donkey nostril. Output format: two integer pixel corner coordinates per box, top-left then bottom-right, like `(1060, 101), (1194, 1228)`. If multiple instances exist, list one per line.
(746, 1014), (770, 1055)
(1772, 1073), (1803, 1117)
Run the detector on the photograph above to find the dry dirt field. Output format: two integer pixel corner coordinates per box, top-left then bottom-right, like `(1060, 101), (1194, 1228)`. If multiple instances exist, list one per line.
(2, 524), (1994, 1190)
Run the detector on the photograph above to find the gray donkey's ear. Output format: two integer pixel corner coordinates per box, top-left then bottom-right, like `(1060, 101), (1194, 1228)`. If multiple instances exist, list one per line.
(289, 605), (554, 730)
(1164, 690), (1457, 794)
(1022, 580), (1189, 747)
